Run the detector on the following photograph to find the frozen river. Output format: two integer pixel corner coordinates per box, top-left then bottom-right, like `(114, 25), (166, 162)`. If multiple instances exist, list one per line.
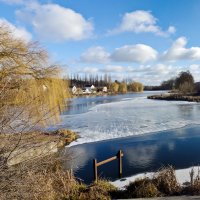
(54, 91), (200, 146)
(51, 91), (200, 183)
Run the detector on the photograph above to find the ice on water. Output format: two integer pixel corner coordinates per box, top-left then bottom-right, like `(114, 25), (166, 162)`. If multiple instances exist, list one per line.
(58, 95), (200, 146)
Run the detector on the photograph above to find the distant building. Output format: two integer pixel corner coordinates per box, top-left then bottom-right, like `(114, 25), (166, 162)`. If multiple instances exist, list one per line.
(84, 85), (95, 94)
(102, 86), (107, 93)
(72, 86), (77, 94)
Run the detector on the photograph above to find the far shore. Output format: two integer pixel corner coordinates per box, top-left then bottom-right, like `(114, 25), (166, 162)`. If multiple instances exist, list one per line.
(72, 90), (146, 98)
(148, 93), (200, 102)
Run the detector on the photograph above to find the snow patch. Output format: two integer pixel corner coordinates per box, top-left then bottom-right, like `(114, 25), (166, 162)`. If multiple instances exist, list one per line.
(111, 166), (200, 189)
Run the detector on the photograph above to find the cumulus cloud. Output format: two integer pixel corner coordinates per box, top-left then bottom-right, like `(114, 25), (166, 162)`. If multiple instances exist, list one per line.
(109, 10), (176, 36)
(80, 46), (110, 63)
(0, 18), (32, 42)
(162, 37), (200, 61)
(16, 3), (94, 41)
(111, 44), (158, 63)
(75, 63), (200, 85)
(80, 44), (157, 64)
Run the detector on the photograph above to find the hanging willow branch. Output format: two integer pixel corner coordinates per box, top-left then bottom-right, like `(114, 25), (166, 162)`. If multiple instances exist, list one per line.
(0, 24), (70, 133)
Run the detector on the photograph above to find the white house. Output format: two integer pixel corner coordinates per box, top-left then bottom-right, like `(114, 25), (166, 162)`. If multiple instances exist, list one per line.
(72, 86), (77, 94)
(84, 85), (95, 94)
(102, 86), (107, 92)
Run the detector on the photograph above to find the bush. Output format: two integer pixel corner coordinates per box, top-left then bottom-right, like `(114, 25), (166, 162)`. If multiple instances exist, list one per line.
(175, 71), (194, 94)
(182, 168), (200, 195)
(110, 82), (119, 93)
(130, 82), (144, 92)
(79, 179), (117, 200)
(52, 129), (78, 145)
(118, 82), (127, 93)
(125, 178), (160, 198)
(154, 166), (181, 195)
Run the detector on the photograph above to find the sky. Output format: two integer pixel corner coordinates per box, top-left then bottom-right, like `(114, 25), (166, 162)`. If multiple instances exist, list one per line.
(1, 0), (200, 85)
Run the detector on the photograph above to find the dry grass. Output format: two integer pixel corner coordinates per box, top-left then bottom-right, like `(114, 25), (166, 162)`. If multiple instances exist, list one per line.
(78, 179), (117, 200)
(0, 154), (83, 200)
(116, 166), (181, 198)
(154, 165), (181, 195)
(182, 167), (200, 195)
(0, 153), (116, 200)
(49, 129), (78, 145)
(124, 178), (160, 198)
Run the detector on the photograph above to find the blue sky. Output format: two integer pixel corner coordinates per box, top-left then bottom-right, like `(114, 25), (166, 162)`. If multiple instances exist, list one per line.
(1, 0), (200, 85)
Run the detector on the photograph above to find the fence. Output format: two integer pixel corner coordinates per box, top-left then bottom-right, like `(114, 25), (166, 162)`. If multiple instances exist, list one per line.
(93, 150), (124, 182)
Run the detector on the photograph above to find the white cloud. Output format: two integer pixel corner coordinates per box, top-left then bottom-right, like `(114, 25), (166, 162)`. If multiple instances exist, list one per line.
(109, 10), (176, 36)
(0, 18), (32, 42)
(162, 37), (200, 61)
(74, 63), (200, 85)
(80, 44), (157, 64)
(80, 46), (110, 63)
(111, 44), (158, 63)
(16, 3), (93, 41)
(167, 26), (176, 34)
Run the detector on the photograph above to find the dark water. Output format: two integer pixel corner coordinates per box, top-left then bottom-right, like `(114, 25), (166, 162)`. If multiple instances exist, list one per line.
(64, 125), (200, 184)
(63, 91), (160, 115)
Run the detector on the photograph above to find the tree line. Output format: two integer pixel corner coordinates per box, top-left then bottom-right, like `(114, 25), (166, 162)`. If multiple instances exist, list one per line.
(69, 74), (144, 93)
(148, 70), (197, 94)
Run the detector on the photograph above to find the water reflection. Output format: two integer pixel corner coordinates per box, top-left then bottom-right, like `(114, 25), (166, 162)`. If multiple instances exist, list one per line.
(177, 104), (195, 118)
(65, 126), (200, 184)
(125, 142), (159, 167)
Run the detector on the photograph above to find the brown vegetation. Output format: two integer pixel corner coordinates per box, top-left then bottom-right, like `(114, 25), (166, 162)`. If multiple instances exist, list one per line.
(148, 93), (200, 102)
(0, 154), (116, 200)
(129, 81), (144, 92)
(113, 166), (200, 199)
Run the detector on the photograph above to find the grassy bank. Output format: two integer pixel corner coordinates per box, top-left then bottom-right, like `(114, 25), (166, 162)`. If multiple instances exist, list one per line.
(111, 166), (200, 199)
(3, 160), (200, 200)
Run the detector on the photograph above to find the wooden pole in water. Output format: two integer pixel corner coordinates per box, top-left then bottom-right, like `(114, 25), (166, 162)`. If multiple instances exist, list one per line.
(118, 150), (122, 178)
(93, 159), (98, 182)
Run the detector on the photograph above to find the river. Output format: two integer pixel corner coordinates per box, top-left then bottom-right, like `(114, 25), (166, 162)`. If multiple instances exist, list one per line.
(51, 91), (200, 184)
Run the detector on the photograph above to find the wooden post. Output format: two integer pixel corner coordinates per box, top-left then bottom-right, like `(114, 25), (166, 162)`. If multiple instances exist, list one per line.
(93, 159), (98, 182)
(118, 150), (122, 178)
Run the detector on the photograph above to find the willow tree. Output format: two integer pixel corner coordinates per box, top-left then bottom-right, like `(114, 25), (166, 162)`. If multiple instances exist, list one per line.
(118, 82), (127, 93)
(0, 24), (70, 170)
(130, 82), (144, 92)
(110, 82), (119, 93)
(0, 24), (70, 134)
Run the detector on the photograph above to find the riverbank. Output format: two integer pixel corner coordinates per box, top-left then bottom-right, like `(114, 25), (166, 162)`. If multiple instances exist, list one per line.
(112, 166), (200, 189)
(1, 129), (78, 166)
(72, 91), (144, 98)
(148, 93), (200, 102)
(110, 166), (200, 199)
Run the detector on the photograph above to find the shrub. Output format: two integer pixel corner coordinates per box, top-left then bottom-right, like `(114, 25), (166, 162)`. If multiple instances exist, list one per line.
(79, 179), (117, 200)
(175, 71), (194, 94)
(118, 82), (127, 93)
(182, 168), (200, 195)
(110, 82), (119, 93)
(126, 178), (160, 198)
(130, 82), (144, 92)
(154, 166), (181, 195)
